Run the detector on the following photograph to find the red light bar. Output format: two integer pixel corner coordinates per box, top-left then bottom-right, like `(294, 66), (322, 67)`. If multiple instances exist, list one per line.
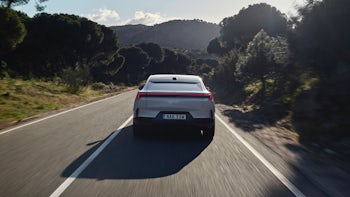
(137, 92), (213, 101)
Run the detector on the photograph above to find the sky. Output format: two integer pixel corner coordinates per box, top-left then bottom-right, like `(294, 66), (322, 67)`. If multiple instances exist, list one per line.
(14, 0), (306, 26)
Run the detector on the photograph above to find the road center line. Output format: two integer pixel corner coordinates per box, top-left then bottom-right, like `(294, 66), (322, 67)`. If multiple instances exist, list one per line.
(0, 90), (135, 135)
(216, 114), (305, 197)
(49, 115), (133, 197)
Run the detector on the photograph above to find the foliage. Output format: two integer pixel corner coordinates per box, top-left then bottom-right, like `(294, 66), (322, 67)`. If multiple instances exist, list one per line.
(9, 13), (123, 81)
(220, 3), (288, 50)
(206, 1), (349, 139)
(0, 78), (123, 129)
(212, 50), (240, 92)
(290, 0), (350, 138)
(136, 42), (164, 63)
(116, 46), (150, 84)
(152, 48), (193, 75)
(294, 0), (350, 77)
(0, 7), (27, 53)
(235, 30), (290, 103)
(0, 0), (29, 7)
(61, 63), (90, 93)
(91, 82), (108, 90)
(0, 0), (48, 11)
(136, 42), (165, 75)
(207, 38), (226, 55)
(189, 59), (218, 76)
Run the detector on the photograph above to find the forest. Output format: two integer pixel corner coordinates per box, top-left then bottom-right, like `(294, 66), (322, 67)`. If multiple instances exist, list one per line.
(1, 0), (349, 142)
(206, 0), (349, 142)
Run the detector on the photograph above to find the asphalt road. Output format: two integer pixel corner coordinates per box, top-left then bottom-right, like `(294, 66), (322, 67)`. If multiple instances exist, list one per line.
(0, 89), (326, 197)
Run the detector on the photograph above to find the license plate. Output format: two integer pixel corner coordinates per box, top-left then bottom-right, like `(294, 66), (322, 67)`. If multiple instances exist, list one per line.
(163, 114), (186, 120)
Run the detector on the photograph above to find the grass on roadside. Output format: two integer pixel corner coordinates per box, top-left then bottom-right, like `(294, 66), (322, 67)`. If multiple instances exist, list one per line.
(0, 78), (124, 129)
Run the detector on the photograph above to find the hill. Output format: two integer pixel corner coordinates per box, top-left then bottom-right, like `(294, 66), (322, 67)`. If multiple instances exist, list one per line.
(111, 19), (220, 50)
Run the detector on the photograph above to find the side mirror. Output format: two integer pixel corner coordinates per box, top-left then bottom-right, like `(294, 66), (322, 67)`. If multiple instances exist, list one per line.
(138, 84), (144, 90)
(206, 86), (210, 91)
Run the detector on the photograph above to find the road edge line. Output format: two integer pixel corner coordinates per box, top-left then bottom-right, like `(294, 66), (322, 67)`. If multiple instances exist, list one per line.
(0, 90), (135, 135)
(49, 115), (133, 197)
(215, 114), (305, 197)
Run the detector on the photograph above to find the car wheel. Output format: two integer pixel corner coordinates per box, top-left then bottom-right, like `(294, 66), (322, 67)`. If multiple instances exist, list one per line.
(204, 123), (215, 139)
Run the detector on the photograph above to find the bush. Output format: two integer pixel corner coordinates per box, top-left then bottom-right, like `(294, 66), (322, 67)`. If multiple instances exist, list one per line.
(91, 82), (107, 91)
(61, 64), (90, 93)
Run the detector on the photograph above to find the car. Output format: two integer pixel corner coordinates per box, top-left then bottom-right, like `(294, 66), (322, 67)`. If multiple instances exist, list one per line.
(133, 74), (215, 138)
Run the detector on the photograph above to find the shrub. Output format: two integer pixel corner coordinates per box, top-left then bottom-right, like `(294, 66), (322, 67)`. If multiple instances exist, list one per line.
(91, 82), (107, 91)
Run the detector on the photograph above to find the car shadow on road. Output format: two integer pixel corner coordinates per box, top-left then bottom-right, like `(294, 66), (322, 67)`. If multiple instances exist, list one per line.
(62, 125), (211, 180)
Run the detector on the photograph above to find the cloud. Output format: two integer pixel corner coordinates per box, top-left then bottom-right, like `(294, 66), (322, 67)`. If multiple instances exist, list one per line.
(83, 8), (120, 26)
(123, 11), (180, 26)
(83, 9), (179, 26)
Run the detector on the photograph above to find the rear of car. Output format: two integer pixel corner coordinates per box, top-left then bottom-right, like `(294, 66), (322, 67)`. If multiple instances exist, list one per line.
(133, 74), (215, 138)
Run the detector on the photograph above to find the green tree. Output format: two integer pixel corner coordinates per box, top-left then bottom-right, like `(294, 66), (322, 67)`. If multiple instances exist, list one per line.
(12, 13), (122, 80)
(290, 0), (350, 138)
(220, 3), (288, 50)
(152, 49), (193, 74)
(0, 7), (26, 53)
(116, 46), (150, 84)
(174, 53), (192, 74)
(0, 0), (48, 11)
(136, 42), (164, 75)
(236, 30), (288, 101)
(61, 63), (90, 93)
(294, 0), (350, 77)
(152, 48), (178, 74)
(207, 38), (226, 55)
(0, 0), (29, 7)
(136, 43), (164, 63)
(213, 50), (240, 94)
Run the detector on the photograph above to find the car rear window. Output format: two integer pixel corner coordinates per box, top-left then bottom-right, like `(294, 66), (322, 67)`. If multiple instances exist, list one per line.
(147, 82), (203, 91)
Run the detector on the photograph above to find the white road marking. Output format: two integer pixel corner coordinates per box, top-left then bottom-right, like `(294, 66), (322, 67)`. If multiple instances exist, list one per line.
(0, 90), (135, 135)
(49, 115), (133, 197)
(216, 114), (306, 197)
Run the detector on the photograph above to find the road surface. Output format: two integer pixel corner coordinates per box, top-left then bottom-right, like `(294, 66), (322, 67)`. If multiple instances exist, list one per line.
(0, 90), (326, 197)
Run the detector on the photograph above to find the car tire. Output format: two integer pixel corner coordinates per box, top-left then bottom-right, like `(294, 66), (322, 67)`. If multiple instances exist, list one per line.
(204, 123), (215, 139)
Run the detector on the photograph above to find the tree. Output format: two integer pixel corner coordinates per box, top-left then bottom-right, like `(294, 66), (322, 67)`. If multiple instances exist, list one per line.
(290, 0), (350, 138)
(11, 13), (123, 80)
(213, 50), (240, 94)
(136, 43), (164, 63)
(116, 47), (150, 84)
(207, 38), (226, 55)
(0, 0), (48, 11)
(220, 3), (288, 50)
(236, 30), (287, 101)
(174, 53), (192, 74)
(136, 42), (164, 75)
(151, 48), (178, 74)
(294, 0), (350, 77)
(0, 7), (26, 54)
(0, 0), (29, 8)
(151, 49), (193, 74)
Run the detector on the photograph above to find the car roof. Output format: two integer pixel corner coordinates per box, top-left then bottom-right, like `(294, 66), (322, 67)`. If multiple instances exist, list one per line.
(148, 74), (202, 83)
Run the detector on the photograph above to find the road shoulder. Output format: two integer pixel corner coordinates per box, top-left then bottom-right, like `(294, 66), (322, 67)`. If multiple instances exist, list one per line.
(216, 103), (350, 197)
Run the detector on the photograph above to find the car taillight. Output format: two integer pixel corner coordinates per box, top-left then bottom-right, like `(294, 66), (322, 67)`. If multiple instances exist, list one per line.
(137, 92), (212, 101)
(208, 93), (213, 101)
(136, 92), (145, 100)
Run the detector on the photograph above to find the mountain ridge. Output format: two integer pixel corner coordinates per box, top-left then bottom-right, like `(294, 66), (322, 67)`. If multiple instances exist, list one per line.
(110, 19), (220, 50)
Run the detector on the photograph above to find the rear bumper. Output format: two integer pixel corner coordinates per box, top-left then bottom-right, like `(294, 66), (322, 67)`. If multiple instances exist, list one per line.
(133, 116), (214, 130)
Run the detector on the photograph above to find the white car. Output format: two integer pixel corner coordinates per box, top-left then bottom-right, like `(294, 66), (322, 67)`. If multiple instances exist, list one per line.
(133, 74), (215, 138)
